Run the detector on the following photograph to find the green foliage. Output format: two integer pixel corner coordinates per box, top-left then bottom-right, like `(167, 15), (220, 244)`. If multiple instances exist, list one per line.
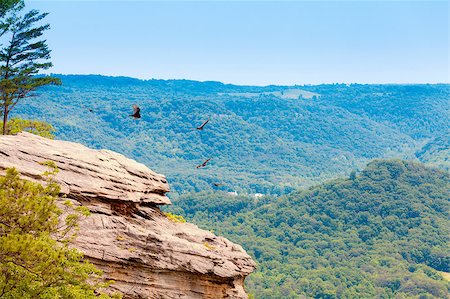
(0, 117), (54, 137)
(0, 0), (22, 18)
(416, 132), (450, 172)
(203, 242), (216, 251)
(301, 84), (450, 139)
(168, 160), (450, 298)
(163, 212), (186, 223)
(0, 167), (120, 298)
(0, 2), (61, 134)
(39, 160), (59, 175)
(13, 75), (449, 194)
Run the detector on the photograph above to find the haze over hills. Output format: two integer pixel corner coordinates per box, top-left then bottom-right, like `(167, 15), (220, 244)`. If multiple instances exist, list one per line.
(9, 75), (450, 298)
(13, 75), (450, 195)
(416, 132), (450, 172)
(170, 160), (450, 298)
(2, 0), (448, 298)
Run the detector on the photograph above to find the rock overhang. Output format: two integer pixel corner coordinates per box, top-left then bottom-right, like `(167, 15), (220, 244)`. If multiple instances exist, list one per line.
(0, 132), (256, 298)
(0, 132), (171, 205)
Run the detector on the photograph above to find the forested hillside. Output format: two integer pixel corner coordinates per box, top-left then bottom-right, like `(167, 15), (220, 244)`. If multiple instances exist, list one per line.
(416, 132), (450, 172)
(11, 76), (450, 297)
(13, 75), (449, 194)
(300, 84), (449, 139)
(169, 160), (450, 298)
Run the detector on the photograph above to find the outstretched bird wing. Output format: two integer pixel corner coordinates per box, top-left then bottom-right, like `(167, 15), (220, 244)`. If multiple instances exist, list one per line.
(131, 104), (141, 118)
(197, 119), (210, 130)
(196, 158), (211, 168)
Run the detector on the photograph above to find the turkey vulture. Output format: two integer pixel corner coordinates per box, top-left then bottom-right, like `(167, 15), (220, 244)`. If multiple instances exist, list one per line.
(130, 104), (141, 119)
(196, 119), (209, 130)
(82, 105), (94, 113)
(196, 158), (211, 169)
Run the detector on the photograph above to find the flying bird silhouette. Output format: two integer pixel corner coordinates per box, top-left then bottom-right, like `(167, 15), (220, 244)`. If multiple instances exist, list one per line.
(196, 158), (211, 169)
(213, 183), (224, 187)
(82, 105), (94, 113)
(195, 119), (209, 130)
(130, 104), (141, 119)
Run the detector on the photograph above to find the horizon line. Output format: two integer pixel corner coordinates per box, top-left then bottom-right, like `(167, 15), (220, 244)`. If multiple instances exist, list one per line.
(45, 73), (450, 87)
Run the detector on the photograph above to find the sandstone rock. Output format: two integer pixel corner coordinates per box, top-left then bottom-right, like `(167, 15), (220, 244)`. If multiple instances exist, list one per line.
(0, 133), (256, 299)
(0, 132), (170, 205)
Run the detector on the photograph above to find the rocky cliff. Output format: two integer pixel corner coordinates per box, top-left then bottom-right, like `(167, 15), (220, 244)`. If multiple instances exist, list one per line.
(0, 132), (255, 299)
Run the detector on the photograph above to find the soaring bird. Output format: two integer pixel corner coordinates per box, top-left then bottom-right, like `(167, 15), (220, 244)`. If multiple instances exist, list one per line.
(196, 158), (211, 169)
(196, 119), (209, 130)
(82, 105), (94, 113)
(213, 183), (224, 187)
(130, 104), (141, 119)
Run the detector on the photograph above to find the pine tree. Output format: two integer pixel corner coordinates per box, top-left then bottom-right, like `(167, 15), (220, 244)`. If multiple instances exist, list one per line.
(0, 2), (60, 134)
(0, 0), (21, 18)
(0, 166), (121, 298)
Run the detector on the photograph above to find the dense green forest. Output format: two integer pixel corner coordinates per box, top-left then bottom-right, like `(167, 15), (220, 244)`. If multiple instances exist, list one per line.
(11, 76), (450, 297)
(167, 160), (450, 298)
(13, 75), (450, 194)
(416, 132), (450, 172)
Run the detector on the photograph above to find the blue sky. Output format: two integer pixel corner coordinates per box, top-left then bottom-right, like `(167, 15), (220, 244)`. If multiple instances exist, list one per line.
(28, 1), (448, 85)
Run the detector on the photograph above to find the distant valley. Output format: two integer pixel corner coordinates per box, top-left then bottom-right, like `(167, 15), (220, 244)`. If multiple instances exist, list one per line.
(170, 160), (450, 298)
(14, 75), (449, 195)
(12, 75), (450, 298)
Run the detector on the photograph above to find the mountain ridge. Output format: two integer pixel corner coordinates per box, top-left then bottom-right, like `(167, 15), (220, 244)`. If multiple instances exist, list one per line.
(13, 75), (450, 194)
(170, 159), (450, 298)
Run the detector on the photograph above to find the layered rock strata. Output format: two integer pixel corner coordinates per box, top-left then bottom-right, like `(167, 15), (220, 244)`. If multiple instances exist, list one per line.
(0, 133), (255, 299)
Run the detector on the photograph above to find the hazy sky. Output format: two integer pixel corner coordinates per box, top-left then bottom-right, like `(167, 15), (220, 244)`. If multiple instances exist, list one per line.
(27, 0), (449, 85)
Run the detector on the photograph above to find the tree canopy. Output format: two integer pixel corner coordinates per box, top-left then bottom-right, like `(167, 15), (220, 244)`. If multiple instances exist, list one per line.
(0, 1), (60, 134)
(168, 160), (450, 298)
(0, 117), (54, 138)
(0, 166), (120, 299)
(12, 76), (449, 195)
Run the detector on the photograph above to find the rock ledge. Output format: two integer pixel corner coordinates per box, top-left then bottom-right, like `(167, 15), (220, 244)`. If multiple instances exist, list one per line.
(0, 133), (255, 299)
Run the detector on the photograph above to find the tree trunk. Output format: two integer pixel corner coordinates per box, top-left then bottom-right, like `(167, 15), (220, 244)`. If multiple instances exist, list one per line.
(2, 105), (7, 135)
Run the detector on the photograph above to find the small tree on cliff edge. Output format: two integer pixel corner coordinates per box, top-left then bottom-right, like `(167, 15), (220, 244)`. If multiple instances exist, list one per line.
(0, 165), (121, 298)
(0, 1), (60, 135)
